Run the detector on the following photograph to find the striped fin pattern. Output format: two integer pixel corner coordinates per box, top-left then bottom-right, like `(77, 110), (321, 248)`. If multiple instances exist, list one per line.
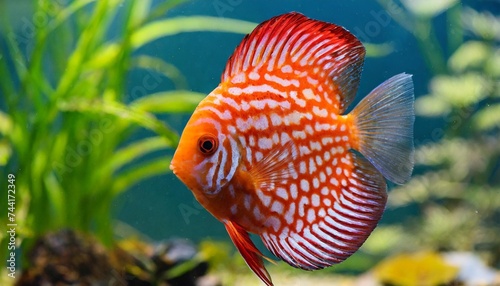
(260, 152), (387, 270)
(170, 11), (414, 286)
(222, 12), (366, 113)
(351, 73), (415, 184)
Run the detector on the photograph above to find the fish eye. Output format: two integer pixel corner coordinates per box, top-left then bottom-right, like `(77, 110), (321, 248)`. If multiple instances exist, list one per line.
(197, 134), (218, 155)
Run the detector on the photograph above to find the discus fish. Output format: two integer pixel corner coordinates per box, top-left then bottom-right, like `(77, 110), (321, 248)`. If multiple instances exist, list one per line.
(170, 12), (414, 286)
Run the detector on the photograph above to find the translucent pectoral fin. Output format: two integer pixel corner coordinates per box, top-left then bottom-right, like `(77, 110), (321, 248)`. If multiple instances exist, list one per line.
(249, 140), (298, 190)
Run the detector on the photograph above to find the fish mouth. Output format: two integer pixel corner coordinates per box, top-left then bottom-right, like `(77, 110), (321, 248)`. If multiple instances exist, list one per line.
(169, 158), (177, 174)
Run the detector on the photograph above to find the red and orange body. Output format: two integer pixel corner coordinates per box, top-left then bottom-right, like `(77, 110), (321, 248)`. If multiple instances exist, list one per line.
(170, 12), (414, 286)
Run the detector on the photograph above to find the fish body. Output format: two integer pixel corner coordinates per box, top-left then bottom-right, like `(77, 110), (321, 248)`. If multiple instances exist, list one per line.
(170, 12), (414, 286)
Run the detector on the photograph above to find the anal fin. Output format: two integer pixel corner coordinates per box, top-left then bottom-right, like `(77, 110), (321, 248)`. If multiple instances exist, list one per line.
(224, 220), (274, 286)
(260, 151), (387, 271)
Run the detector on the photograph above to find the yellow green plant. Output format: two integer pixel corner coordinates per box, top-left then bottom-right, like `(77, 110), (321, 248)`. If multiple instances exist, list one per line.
(0, 0), (257, 281)
(374, 251), (458, 285)
(374, 0), (500, 268)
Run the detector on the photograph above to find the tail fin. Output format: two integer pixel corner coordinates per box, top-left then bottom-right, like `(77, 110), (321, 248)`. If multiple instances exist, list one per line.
(350, 73), (415, 184)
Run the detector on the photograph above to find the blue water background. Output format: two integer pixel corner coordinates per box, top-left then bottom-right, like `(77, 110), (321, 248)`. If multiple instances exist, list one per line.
(4, 0), (498, 245)
(117, 0), (491, 243)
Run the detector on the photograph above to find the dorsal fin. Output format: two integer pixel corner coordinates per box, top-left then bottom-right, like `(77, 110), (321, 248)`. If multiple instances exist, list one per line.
(222, 12), (365, 112)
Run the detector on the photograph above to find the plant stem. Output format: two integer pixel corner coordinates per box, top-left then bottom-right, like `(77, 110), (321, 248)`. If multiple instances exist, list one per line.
(414, 18), (448, 75)
(446, 2), (463, 57)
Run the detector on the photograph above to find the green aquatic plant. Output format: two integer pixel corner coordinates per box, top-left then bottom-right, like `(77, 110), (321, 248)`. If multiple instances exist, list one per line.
(377, 0), (461, 75)
(372, 0), (500, 269)
(0, 0), (256, 282)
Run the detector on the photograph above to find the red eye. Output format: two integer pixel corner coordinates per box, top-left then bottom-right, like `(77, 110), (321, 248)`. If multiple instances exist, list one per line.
(198, 134), (218, 155)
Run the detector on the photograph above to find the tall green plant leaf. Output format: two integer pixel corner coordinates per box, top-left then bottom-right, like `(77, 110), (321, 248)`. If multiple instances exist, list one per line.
(104, 136), (169, 174)
(58, 98), (179, 146)
(131, 90), (205, 113)
(131, 16), (257, 49)
(112, 157), (172, 196)
(131, 56), (189, 90)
